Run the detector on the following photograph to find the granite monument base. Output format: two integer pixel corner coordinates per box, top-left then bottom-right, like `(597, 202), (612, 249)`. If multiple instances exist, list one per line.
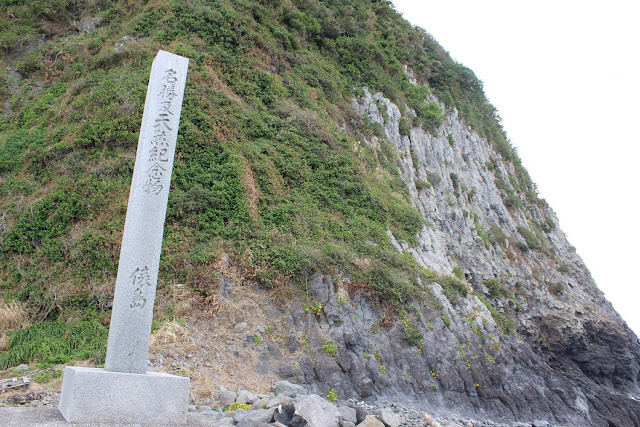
(58, 366), (190, 425)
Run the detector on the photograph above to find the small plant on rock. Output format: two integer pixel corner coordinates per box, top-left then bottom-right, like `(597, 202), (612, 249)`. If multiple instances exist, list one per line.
(321, 341), (338, 357)
(305, 301), (323, 317)
(442, 315), (451, 327)
(226, 402), (251, 413)
(327, 389), (338, 402)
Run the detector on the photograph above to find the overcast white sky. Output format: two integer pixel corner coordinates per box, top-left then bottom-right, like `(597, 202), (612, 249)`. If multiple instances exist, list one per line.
(391, 0), (640, 336)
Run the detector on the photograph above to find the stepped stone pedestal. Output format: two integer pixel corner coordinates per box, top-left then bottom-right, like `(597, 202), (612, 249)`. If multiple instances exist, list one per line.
(58, 50), (190, 424)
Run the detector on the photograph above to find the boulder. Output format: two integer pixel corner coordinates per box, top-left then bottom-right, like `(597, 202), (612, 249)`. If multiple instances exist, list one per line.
(236, 389), (258, 404)
(234, 322), (249, 333)
(358, 415), (385, 427)
(354, 406), (369, 424)
(294, 394), (340, 427)
(339, 406), (358, 424)
(273, 380), (307, 397)
(217, 391), (237, 406)
(233, 408), (274, 425)
(375, 409), (400, 427)
(273, 404), (295, 425)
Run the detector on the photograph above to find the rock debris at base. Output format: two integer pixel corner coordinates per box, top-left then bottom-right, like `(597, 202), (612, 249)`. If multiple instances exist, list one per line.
(0, 380), (556, 426)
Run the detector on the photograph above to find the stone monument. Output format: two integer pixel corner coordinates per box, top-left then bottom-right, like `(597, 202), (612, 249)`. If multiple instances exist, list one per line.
(58, 50), (190, 424)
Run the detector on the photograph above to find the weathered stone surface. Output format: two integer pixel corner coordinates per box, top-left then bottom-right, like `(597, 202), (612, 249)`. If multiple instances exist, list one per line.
(339, 405), (358, 424)
(358, 415), (385, 427)
(217, 391), (237, 406)
(251, 397), (269, 410)
(265, 87), (640, 427)
(236, 389), (257, 404)
(104, 50), (189, 374)
(58, 367), (189, 424)
(293, 394), (339, 427)
(273, 380), (307, 397)
(375, 409), (400, 427)
(234, 322), (249, 333)
(286, 335), (300, 353)
(273, 403), (295, 425)
(233, 407), (274, 424)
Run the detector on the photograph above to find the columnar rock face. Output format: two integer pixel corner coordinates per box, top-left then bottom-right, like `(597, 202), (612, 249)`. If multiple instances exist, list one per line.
(260, 86), (640, 426)
(352, 86), (640, 396)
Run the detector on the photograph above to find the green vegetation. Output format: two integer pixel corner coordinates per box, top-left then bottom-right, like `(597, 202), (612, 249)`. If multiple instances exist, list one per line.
(398, 309), (423, 351)
(484, 278), (506, 298)
(447, 134), (455, 147)
(399, 117), (411, 136)
(0, 0), (542, 364)
(488, 225), (507, 245)
(226, 402), (251, 413)
(477, 296), (516, 335)
(321, 341), (338, 356)
(0, 320), (107, 369)
(326, 388), (338, 402)
(549, 282), (567, 295)
(473, 217), (491, 248)
(305, 301), (323, 317)
(517, 226), (541, 251)
(34, 368), (63, 384)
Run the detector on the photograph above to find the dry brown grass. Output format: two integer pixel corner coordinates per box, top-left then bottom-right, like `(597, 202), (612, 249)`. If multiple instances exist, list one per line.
(0, 300), (30, 339)
(149, 320), (191, 351)
(147, 279), (300, 400)
(241, 157), (260, 220)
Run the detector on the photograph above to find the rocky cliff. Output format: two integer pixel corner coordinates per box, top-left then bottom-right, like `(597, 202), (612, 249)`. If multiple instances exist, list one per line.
(1, 1), (639, 425)
(271, 86), (640, 425)
(211, 85), (640, 426)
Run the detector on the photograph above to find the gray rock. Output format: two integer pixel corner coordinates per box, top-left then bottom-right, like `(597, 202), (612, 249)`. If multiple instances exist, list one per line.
(341, 422), (357, 427)
(273, 380), (307, 397)
(294, 394), (339, 427)
(236, 390), (257, 404)
(252, 397), (269, 410)
(219, 272), (234, 298)
(354, 406), (369, 424)
(375, 409), (400, 427)
(339, 406), (358, 424)
(234, 322), (249, 333)
(273, 404), (295, 425)
(198, 408), (221, 419)
(237, 421), (270, 427)
(287, 335), (300, 353)
(217, 391), (237, 406)
(358, 415), (385, 427)
(234, 408), (274, 424)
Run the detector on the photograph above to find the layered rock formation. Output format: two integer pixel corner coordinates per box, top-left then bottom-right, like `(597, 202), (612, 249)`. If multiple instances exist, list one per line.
(249, 86), (640, 426)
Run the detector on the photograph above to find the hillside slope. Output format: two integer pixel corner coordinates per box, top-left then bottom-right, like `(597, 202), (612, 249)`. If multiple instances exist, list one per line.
(0, 0), (639, 425)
